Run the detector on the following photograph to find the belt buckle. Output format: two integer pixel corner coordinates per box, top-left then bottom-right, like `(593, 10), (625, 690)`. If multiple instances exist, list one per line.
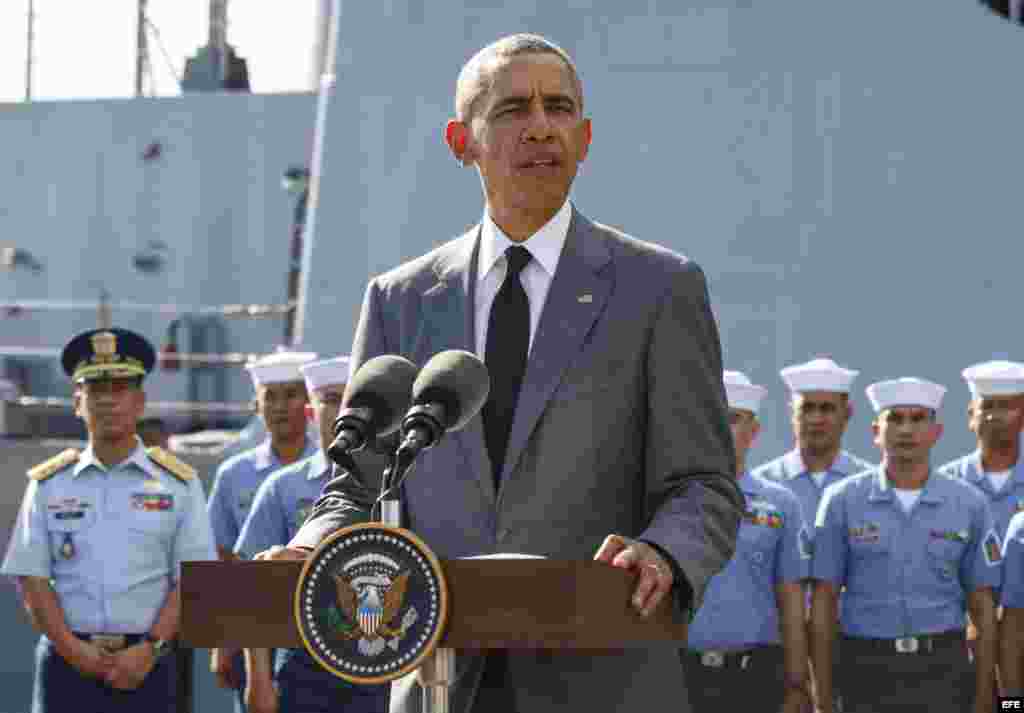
(701, 651), (725, 668)
(894, 636), (919, 654)
(91, 634), (127, 652)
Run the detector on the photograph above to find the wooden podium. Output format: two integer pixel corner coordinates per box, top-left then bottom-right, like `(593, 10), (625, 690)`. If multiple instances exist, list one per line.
(180, 558), (688, 650)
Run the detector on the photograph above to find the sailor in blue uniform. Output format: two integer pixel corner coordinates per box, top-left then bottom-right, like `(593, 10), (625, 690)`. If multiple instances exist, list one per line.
(753, 357), (871, 711)
(810, 378), (1001, 713)
(753, 358), (873, 527)
(206, 349), (319, 711)
(683, 371), (813, 712)
(236, 355), (390, 713)
(938, 361), (1024, 661)
(1001, 510), (1024, 695)
(1, 327), (215, 713)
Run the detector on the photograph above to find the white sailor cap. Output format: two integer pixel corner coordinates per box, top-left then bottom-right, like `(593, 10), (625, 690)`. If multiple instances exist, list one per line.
(246, 349), (318, 388)
(962, 360), (1024, 398)
(866, 378), (946, 413)
(300, 356), (352, 393)
(724, 370), (767, 415)
(780, 358), (859, 394)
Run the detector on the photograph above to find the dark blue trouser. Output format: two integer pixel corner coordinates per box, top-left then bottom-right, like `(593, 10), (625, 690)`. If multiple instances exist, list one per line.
(275, 647), (389, 713)
(32, 635), (177, 713)
(232, 650), (248, 713)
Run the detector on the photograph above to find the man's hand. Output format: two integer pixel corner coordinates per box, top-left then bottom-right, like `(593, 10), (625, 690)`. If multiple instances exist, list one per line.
(254, 545), (309, 562)
(104, 642), (156, 690)
(593, 534), (674, 617)
(245, 674), (279, 713)
(66, 639), (115, 679)
(211, 646), (241, 689)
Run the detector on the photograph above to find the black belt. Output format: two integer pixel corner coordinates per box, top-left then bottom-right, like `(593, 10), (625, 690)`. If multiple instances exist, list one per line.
(686, 644), (781, 670)
(841, 629), (964, 655)
(73, 632), (146, 651)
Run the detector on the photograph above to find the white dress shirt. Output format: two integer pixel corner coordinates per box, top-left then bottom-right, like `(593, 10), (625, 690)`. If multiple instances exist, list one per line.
(474, 199), (572, 358)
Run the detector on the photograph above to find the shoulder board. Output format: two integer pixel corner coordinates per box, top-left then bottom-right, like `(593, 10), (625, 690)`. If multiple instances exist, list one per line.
(27, 449), (80, 482)
(146, 447), (197, 483)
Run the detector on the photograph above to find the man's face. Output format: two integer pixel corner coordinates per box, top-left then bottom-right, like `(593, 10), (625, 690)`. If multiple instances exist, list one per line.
(74, 378), (146, 442)
(873, 406), (942, 465)
(729, 409), (760, 465)
(256, 381), (309, 443)
(312, 384), (346, 453)
(968, 395), (1024, 450)
(459, 54), (591, 220)
(791, 391), (851, 456)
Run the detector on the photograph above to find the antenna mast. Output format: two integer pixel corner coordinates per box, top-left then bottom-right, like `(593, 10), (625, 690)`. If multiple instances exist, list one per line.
(25, 0), (34, 101)
(136, 0), (148, 96)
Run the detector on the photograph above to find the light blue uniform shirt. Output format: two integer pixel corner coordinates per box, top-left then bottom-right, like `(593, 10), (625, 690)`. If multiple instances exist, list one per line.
(1, 440), (215, 634)
(688, 472), (810, 651)
(206, 437), (317, 553)
(754, 448), (874, 528)
(234, 451), (331, 560)
(938, 451), (1024, 540)
(1002, 511), (1024, 609)
(812, 467), (1003, 638)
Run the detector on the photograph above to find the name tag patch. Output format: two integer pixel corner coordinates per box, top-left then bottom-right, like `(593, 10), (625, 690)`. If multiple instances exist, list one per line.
(849, 523), (881, 544)
(131, 493), (174, 511)
(47, 497), (92, 521)
(47, 497), (92, 512)
(930, 529), (969, 544)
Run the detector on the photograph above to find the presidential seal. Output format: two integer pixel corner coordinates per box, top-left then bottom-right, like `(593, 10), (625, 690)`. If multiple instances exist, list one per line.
(294, 522), (448, 684)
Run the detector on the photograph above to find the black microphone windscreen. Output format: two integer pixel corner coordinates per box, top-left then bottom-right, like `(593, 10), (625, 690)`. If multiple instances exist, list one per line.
(411, 350), (490, 432)
(343, 355), (418, 436)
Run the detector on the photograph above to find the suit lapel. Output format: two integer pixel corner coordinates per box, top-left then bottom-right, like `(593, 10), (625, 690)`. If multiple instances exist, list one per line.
(498, 210), (613, 494)
(423, 227), (497, 504)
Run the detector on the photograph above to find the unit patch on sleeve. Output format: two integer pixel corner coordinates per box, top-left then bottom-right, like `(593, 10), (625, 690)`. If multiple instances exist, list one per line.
(983, 529), (1003, 566)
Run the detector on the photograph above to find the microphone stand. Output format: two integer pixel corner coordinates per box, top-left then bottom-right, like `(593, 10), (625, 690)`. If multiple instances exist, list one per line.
(375, 433), (452, 713)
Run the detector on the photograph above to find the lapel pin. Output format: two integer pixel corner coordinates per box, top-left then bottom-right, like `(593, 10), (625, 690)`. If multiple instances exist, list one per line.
(578, 294), (593, 303)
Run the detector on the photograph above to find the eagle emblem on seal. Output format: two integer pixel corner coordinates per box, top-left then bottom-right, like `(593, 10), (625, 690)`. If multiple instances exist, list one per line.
(325, 553), (419, 657)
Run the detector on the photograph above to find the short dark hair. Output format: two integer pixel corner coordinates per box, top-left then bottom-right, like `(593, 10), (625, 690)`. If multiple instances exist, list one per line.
(455, 34), (583, 122)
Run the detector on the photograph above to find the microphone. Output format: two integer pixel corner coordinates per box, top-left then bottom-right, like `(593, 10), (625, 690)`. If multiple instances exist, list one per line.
(397, 350), (491, 458)
(326, 354), (418, 465)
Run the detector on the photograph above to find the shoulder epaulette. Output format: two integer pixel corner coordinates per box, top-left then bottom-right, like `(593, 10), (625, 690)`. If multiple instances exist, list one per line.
(147, 446), (197, 483)
(27, 449), (80, 482)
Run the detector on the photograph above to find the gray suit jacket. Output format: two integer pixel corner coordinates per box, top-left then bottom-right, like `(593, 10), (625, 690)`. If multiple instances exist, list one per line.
(293, 208), (743, 713)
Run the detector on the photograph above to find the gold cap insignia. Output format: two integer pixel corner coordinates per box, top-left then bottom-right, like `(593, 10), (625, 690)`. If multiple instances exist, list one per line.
(91, 331), (118, 364)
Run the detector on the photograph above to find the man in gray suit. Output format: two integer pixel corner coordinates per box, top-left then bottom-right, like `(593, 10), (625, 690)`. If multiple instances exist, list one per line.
(257, 34), (743, 713)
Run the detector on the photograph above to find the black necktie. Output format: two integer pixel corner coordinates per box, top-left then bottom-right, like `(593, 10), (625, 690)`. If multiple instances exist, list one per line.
(482, 245), (532, 490)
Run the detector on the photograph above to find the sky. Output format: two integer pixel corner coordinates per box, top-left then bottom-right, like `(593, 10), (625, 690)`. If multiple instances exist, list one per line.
(0, 0), (321, 103)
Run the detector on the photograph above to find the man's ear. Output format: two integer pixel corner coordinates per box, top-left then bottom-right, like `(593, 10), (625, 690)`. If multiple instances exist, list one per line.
(445, 120), (473, 165)
(304, 403), (315, 422)
(72, 388), (83, 419)
(577, 118), (593, 163)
